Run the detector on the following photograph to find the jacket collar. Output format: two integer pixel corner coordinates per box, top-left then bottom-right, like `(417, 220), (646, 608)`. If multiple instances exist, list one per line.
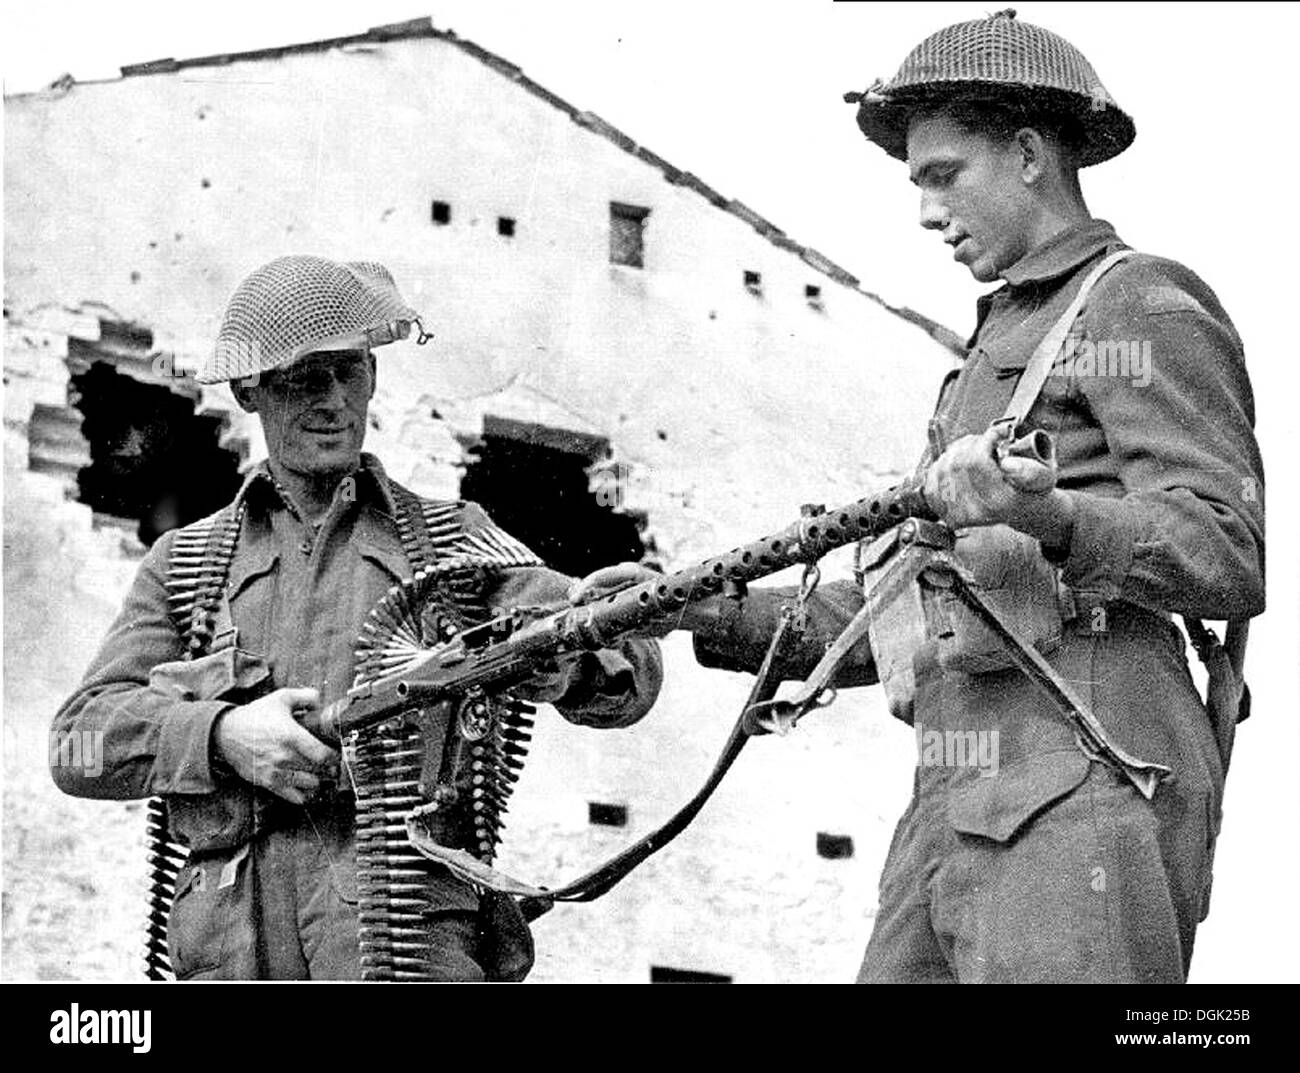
(238, 452), (398, 519)
(1000, 218), (1126, 289)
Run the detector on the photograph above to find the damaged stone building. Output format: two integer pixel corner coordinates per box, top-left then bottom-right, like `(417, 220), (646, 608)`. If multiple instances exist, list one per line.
(3, 17), (958, 981)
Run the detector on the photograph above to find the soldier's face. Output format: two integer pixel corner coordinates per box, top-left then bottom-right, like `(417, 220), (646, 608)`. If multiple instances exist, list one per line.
(907, 113), (1036, 283)
(243, 349), (375, 480)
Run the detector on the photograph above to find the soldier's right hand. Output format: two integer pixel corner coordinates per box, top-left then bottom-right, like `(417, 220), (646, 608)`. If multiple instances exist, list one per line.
(212, 687), (340, 805)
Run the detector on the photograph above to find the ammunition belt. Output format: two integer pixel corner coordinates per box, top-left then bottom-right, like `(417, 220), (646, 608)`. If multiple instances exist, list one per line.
(346, 545), (542, 980)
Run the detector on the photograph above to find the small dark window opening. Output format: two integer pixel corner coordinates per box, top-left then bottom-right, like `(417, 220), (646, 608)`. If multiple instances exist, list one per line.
(459, 417), (648, 577)
(497, 216), (516, 237)
(805, 284), (822, 300)
(588, 802), (629, 827)
(651, 966), (732, 984)
(431, 200), (452, 225)
(71, 363), (242, 547)
(743, 270), (762, 295)
(816, 832), (855, 859)
(610, 202), (650, 268)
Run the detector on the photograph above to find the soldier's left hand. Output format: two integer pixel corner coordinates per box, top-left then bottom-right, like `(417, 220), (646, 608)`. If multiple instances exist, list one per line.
(567, 562), (660, 606)
(924, 424), (1057, 530)
(568, 562), (709, 637)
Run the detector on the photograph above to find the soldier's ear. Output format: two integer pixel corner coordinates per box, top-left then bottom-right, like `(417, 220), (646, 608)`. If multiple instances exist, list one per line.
(1015, 127), (1048, 184)
(367, 353), (377, 400)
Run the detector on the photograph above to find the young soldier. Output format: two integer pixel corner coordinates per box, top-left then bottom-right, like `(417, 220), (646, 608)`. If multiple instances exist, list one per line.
(51, 255), (662, 980)
(590, 11), (1264, 982)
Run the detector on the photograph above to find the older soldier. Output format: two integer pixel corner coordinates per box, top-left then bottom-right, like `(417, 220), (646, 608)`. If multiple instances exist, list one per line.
(51, 256), (662, 980)
(596, 11), (1264, 982)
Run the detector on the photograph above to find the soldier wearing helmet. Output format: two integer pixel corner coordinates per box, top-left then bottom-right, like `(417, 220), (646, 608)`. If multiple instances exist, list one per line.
(51, 255), (664, 980)
(605, 10), (1264, 982)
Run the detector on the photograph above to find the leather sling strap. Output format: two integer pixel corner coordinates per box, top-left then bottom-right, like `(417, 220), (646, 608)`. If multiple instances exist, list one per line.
(918, 248), (1135, 471)
(408, 605), (803, 915)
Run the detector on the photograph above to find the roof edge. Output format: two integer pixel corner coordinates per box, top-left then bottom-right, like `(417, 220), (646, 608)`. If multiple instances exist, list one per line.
(6, 14), (963, 355)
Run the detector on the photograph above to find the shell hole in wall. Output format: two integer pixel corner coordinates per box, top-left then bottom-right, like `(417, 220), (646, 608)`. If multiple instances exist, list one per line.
(458, 416), (648, 577)
(69, 351), (242, 547)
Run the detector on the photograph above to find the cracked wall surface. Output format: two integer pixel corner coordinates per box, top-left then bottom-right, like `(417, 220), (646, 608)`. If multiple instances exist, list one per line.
(4, 30), (954, 981)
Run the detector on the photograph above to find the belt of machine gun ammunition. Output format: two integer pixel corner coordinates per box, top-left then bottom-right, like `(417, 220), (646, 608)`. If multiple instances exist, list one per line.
(146, 501), (245, 979)
(347, 550), (539, 981)
(349, 692), (536, 980)
(350, 488), (543, 981)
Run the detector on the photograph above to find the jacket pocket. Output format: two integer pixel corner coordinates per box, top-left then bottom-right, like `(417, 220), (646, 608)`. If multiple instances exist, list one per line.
(151, 649), (274, 852)
(167, 845), (257, 980)
(948, 749), (1091, 843)
(932, 525), (1064, 675)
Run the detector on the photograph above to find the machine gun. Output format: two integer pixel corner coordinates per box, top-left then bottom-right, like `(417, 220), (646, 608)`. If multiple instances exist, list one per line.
(299, 469), (933, 746)
(292, 428), (1168, 948)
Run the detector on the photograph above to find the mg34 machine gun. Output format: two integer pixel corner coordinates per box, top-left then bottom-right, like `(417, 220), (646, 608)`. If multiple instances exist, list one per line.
(146, 428), (1172, 980)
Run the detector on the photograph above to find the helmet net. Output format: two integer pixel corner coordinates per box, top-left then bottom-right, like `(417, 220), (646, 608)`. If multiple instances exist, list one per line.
(889, 14), (1110, 100)
(201, 255), (420, 383)
(850, 11), (1134, 167)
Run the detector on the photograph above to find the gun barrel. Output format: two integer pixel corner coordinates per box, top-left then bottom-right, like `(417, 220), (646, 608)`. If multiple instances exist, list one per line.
(304, 473), (932, 744)
(550, 474), (933, 649)
(306, 428), (1052, 745)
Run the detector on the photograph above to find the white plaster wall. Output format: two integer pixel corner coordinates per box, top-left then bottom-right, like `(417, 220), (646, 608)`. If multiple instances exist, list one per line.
(4, 35), (954, 981)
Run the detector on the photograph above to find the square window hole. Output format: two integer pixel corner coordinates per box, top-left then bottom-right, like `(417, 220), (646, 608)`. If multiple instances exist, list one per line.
(816, 832), (854, 859)
(589, 801), (629, 827)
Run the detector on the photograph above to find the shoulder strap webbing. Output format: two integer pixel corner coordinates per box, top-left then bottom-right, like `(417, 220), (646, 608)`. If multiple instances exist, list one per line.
(1001, 247), (1136, 428)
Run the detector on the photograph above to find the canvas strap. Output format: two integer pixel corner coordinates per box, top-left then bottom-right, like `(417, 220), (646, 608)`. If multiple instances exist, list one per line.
(1001, 247), (1136, 428)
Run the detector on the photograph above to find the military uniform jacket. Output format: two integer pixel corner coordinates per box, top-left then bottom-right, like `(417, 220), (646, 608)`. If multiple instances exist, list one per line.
(51, 453), (663, 820)
(692, 219), (1264, 820)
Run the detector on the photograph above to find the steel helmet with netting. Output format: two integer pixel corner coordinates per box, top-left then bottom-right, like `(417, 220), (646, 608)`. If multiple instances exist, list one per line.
(845, 9), (1134, 167)
(199, 255), (425, 384)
